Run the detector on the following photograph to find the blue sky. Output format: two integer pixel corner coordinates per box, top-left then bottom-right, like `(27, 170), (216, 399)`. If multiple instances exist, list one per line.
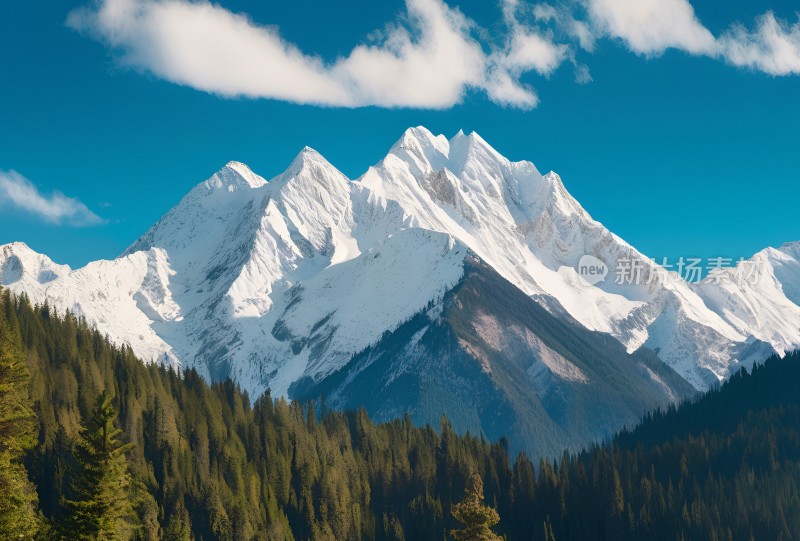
(1, 0), (799, 268)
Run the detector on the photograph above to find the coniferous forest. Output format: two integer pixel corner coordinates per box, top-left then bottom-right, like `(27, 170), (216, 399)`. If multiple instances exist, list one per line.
(2, 287), (800, 540)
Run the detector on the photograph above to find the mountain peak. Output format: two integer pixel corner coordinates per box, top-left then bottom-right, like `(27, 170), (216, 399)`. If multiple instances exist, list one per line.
(0, 242), (63, 267)
(277, 146), (348, 188)
(205, 161), (266, 192)
(446, 129), (507, 176)
(1, 241), (32, 252)
(384, 126), (512, 180)
(536, 171), (592, 219)
(393, 126), (444, 148)
(0, 242), (69, 286)
(299, 145), (321, 157)
(389, 126), (451, 174)
(224, 160), (249, 172)
(448, 129), (486, 144)
(287, 146), (326, 168)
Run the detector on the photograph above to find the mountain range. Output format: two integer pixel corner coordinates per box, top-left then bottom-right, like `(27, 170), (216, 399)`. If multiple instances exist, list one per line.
(3, 126), (799, 456)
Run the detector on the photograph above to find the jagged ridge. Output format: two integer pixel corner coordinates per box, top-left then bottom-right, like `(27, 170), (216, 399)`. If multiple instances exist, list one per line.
(1, 126), (798, 408)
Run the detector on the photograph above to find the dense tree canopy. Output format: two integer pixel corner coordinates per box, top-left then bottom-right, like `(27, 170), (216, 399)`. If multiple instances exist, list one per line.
(0, 289), (40, 538)
(1, 288), (800, 540)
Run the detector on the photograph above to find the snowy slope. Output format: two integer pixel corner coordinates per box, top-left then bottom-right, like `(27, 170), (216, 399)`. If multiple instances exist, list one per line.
(1, 149), (470, 398)
(1, 126), (797, 399)
(1, 242), (71, 296)
(1, 242), (180, 365)
(695, 243), (800, 356)
(355, 127), (777, 389)
(291, 254), (695, 458)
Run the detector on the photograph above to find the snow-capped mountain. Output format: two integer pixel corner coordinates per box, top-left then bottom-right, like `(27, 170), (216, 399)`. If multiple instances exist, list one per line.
(352, 128), (783, 390)
(290, 254), (695, 457)
(695, 243), (800, 356)
(2, 127), (798, 453)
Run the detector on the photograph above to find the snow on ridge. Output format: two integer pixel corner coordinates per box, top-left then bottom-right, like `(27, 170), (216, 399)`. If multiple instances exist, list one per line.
(357, 127), (766, 389)
(694, 244), (800, 356)
(0, 242), (71, 291)
(2, 127), (799, 396)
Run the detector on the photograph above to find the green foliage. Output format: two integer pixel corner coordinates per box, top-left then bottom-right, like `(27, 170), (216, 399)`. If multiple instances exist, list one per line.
(4, 288), (800, 540)
(0, 288), (40, 538)
(450, 473), (502, 541)
(61, 391), (138, 539)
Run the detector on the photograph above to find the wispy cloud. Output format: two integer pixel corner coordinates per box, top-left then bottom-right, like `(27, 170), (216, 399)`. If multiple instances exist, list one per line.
(67, 0), (569, 109)
(573, 0), (800, 74)
(483, 0), (570, 107)
(67, 0), (800, 110)
(0, 171), (105, 226)
(719, 11), (800, 75)
(533, 3), (595, 52)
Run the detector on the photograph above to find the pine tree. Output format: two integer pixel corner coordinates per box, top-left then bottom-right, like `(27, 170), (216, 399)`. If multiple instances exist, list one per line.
(543, 515), (556, 541)
(6, 286), (800, 541)
(0, 289), (40, 538)
(62, 391), (138, 540)
(612, 467), (624, 516)
(163, 498), (192, 541)
(450, 473), (502, 541)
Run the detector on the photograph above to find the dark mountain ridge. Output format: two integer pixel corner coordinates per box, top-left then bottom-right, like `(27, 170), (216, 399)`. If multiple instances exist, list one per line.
(292, 254), (695, 458)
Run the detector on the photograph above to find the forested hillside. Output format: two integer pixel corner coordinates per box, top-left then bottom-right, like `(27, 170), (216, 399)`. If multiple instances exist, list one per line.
(2, 288), (800, 540)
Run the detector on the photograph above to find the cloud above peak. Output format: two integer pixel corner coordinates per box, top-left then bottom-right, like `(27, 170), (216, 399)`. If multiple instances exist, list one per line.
(719, 11), (800, 76)
(68, 0), (800, 111)
(585, 0), (716, 56)
(0, 171), (104, 226)
(577, 0), (800, 74)
(68, 0), (566, 109)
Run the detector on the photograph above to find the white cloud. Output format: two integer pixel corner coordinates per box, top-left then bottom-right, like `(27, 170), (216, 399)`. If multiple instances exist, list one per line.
(719, 12), (800, 75)
(482, 0), (570, 108)
(584, 0), (717, 56)
(534, 3), (596, 52)
(503, 31), (566, 74)
(574, 63), (593, 83)
(0, 171), (104, 226)
(68, 0), (570, 109)
(542, 0), (800, 78)
(68, 0), (800, 109)
(330, 0), (487, 108)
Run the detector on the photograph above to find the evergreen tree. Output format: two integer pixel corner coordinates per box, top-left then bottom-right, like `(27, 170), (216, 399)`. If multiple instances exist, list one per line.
(450, 473), (502, 541)
(542, 516), (556, 541)
(0, 289), (39, 538)
(5, 288), (800, 540)
(62, 391), (138, 540)
(163, 498), (192, 541)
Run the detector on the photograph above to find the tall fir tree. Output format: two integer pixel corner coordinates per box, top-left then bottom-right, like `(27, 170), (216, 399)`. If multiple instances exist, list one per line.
(450, 473), (503, 541)
(0, 288), (40, 538)
(62, 391), (139, 540)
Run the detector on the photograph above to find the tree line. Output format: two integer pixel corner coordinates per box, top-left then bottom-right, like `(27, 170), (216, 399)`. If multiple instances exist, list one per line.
(1, 287), (799, 540)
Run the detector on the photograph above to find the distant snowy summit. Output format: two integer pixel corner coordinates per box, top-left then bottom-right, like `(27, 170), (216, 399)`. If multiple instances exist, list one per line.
(2, 127), (799, 454)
